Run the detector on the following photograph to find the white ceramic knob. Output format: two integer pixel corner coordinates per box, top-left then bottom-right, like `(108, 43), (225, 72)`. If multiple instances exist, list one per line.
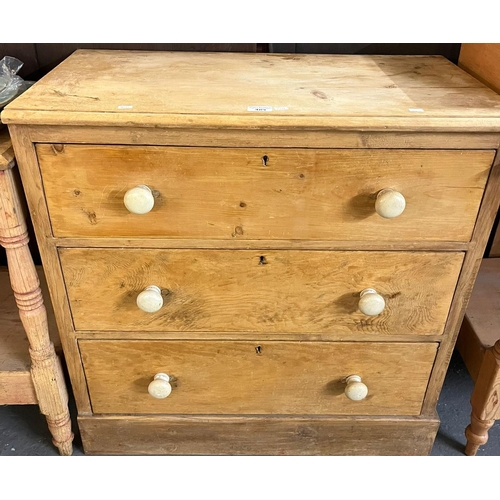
(375, 188), (406, 219)
(137, 285), (163, 313)
(358, 288), (386, 316)
(344, 375), (368, 401)
(148, 373), (172, 399)
(124, 185), (155, 214)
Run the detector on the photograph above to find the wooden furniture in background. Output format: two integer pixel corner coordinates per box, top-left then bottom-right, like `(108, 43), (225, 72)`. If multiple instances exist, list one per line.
(454, 43), (500, 455)
(459, 44), (500, 94)
(456, 259), (500, 455)
(0, 128), (73, 455)
(459, 44), (500, 258)
(3, 50), (500, 455)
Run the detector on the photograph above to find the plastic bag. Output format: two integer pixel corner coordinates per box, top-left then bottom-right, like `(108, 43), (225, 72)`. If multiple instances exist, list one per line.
(0, 56), (27, 107)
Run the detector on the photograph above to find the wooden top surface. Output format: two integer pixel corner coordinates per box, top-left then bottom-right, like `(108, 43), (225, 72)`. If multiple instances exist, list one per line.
(465, 258), (500, 348)
(3, 49), (500, 131)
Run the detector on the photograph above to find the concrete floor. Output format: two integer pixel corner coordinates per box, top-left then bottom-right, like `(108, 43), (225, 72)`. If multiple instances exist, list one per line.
(1, 349), (498, 456)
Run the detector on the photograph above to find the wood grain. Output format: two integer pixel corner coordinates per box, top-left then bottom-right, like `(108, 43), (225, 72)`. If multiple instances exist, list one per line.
(37, 145), (493, 242)
(456, 258), (500, 381)
(459, 44), (500, 94)
(26, 125), (500, 149)
(0, 159), (73, 454)
(78, 414), (440, 455)
(8, 124), (92, 413)
(4, 51), (500, 131)
(422, 150), (500, 413)
(465, 341), (500, 455)
(60, 249), (464, 335)
(0, 268), (59, 372)
(80, 340), (437, 416)
(6, 51), (500, 456)
(53, 237), (470, 252)
(74, 330), (446, 343)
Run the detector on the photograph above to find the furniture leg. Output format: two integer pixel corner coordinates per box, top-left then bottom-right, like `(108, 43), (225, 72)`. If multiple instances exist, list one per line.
(0, 165), (73, 455)
(465, 340), (500, 456)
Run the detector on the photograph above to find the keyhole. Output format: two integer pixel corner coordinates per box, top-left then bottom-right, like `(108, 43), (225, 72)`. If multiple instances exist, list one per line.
(259, 256), (268, 265)
(262, 155), (269, 166)
(255, 345), (262, 355)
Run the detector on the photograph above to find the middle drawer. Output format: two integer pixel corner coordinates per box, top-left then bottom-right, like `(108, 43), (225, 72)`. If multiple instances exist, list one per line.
(60, 249), (463, 335)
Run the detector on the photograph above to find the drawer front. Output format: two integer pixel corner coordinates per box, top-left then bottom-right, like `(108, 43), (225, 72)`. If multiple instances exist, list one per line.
(80, 340), (438, 416)
(79, 415), (440, 456)
(37, 145), (493, 242)
(61, 249), (463, 335)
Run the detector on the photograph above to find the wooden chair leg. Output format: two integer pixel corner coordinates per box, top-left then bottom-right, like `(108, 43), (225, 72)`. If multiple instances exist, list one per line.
(465, 413), (495, 456)
(464, 340), (500, 456)
(0, 167), (74, 455)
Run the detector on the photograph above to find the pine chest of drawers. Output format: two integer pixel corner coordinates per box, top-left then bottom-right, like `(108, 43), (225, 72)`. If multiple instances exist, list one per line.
(3, 50), (500, 455)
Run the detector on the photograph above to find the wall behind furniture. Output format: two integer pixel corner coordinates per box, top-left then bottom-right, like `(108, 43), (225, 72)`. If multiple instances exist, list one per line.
(269, 43), (461, 63)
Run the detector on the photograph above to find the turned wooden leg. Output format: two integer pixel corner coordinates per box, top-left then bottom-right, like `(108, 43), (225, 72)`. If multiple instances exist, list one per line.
(0, 166), (74, 455)
(464, 340), (500, 456)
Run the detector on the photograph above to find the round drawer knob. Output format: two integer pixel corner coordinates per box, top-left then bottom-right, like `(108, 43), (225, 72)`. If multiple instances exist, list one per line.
(344, 375), (368, 401)
(375, 188), (406, 219)
(137, 285), (163, 313)
(148, 373), (172, 399)
(124, 185), (155, 214)
(358, 288), (385, 316)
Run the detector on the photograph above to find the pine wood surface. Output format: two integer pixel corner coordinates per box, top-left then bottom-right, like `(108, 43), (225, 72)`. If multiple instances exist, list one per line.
(53, 237), (470, 252)
(8, 124), (92, 413)
(80, 340), (437, 416)
(60, 249), (463, 335)
(6, 51), (500, 456)
(3, 50), (500, 131)
(0, 128), (15, 170)
(458, 44), (500, 258)
(0, 155), (73, 453)
(421, 152), (500, 414)
(37, 145), (493, 242)
(78, 414), (440, 456)
(455, 259), (500, 455)
(0, 268), (59, 373)
(459, 44), (500, 95)
(26, 125), (500, 149)
(465, 340), (500, 455)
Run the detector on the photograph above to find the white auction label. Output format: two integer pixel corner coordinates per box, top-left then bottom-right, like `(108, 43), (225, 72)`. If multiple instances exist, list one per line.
(409, 108), (425, 112)
(247, 106), (273, 112)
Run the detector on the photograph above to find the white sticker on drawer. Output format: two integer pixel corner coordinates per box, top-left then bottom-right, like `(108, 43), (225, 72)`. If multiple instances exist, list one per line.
(247, 106), (273, 112)
(409, 108), (425, 112)
(117, 105), (133, 109)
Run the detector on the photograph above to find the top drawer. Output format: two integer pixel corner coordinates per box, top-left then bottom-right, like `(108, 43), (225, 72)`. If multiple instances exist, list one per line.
(36, 145), (493, 242)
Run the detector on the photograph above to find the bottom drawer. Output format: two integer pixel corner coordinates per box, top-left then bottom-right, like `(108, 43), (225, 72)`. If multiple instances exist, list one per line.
(79, 414), (440, 455)
(80, 340), (437, 416)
